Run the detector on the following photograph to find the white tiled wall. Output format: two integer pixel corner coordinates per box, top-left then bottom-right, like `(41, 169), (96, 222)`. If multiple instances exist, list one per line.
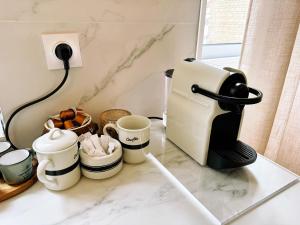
(0, 0), (200, 147)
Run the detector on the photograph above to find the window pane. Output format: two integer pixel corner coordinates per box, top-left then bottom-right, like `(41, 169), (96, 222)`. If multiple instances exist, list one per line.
(201, 0), (250, 68)
(204, 0), (249, 45)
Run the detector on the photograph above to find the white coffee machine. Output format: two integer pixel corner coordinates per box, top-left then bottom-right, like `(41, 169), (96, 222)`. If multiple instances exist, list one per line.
(166, 59), (263, 169)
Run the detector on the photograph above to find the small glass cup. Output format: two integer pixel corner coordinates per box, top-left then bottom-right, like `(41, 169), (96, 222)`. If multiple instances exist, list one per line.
(99, 109), (131, 139)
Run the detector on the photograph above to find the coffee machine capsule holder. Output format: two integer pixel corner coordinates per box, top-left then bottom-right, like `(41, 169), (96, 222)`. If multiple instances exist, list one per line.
(166, 60), (263, 169)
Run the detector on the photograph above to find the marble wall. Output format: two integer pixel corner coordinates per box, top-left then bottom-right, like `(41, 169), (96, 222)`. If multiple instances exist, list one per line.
(0, 0), (200, 147)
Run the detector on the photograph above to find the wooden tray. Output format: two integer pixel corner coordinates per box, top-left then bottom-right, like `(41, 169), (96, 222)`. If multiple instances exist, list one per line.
(0, 159), (38, 202)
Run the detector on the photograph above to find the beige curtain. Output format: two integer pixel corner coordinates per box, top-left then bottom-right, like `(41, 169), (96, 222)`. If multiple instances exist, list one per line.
(264, 26), (300, 173)
(239, 0), (300, 173)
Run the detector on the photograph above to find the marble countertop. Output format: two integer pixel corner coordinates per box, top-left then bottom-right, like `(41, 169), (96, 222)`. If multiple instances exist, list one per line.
(150, 122), (299, 224)
(1, 121), (299, 225)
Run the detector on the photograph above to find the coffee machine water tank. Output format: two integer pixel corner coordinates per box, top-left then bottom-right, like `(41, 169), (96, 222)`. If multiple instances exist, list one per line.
(166, 60), (263, 169)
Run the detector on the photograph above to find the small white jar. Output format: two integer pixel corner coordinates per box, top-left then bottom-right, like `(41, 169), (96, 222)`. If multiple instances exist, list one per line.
(32, 128), (81, 191)
(80, 139), (123, 179)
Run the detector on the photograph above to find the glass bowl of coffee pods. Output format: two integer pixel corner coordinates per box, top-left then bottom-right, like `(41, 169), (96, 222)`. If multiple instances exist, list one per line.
(44, 108), (96, 136)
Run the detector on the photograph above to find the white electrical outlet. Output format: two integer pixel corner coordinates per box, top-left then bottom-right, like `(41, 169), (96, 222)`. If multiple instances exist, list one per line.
(41, 33), (82, 70)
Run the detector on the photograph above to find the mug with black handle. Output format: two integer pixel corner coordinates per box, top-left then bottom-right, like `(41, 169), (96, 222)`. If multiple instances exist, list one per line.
(103, 115), (151, 164)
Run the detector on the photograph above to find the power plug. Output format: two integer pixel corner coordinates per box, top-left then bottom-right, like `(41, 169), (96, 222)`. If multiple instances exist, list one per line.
(55, 43), (73, 70)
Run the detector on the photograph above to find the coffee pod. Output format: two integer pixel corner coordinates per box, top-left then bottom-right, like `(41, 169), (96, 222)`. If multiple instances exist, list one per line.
(60, 108), (76, 121)
(51, 118), (64, 128)
(73, 113), (88, 126)
(64, 120), (75, 129)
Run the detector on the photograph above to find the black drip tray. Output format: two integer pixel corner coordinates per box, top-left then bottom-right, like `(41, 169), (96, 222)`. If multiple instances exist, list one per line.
(207, 140), (257, 169)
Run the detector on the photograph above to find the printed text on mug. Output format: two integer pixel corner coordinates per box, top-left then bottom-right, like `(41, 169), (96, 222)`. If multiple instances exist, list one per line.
(126, 137), (139, 142)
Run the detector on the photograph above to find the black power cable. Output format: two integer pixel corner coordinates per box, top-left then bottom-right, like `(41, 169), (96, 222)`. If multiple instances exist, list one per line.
(5, 43), (73, 149)
(5, 69), (69, 149)
(148, 117), (163, 120)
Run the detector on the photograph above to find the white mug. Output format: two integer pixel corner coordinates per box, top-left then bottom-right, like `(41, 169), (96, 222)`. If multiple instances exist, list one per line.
(103, 115), (151, 164)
